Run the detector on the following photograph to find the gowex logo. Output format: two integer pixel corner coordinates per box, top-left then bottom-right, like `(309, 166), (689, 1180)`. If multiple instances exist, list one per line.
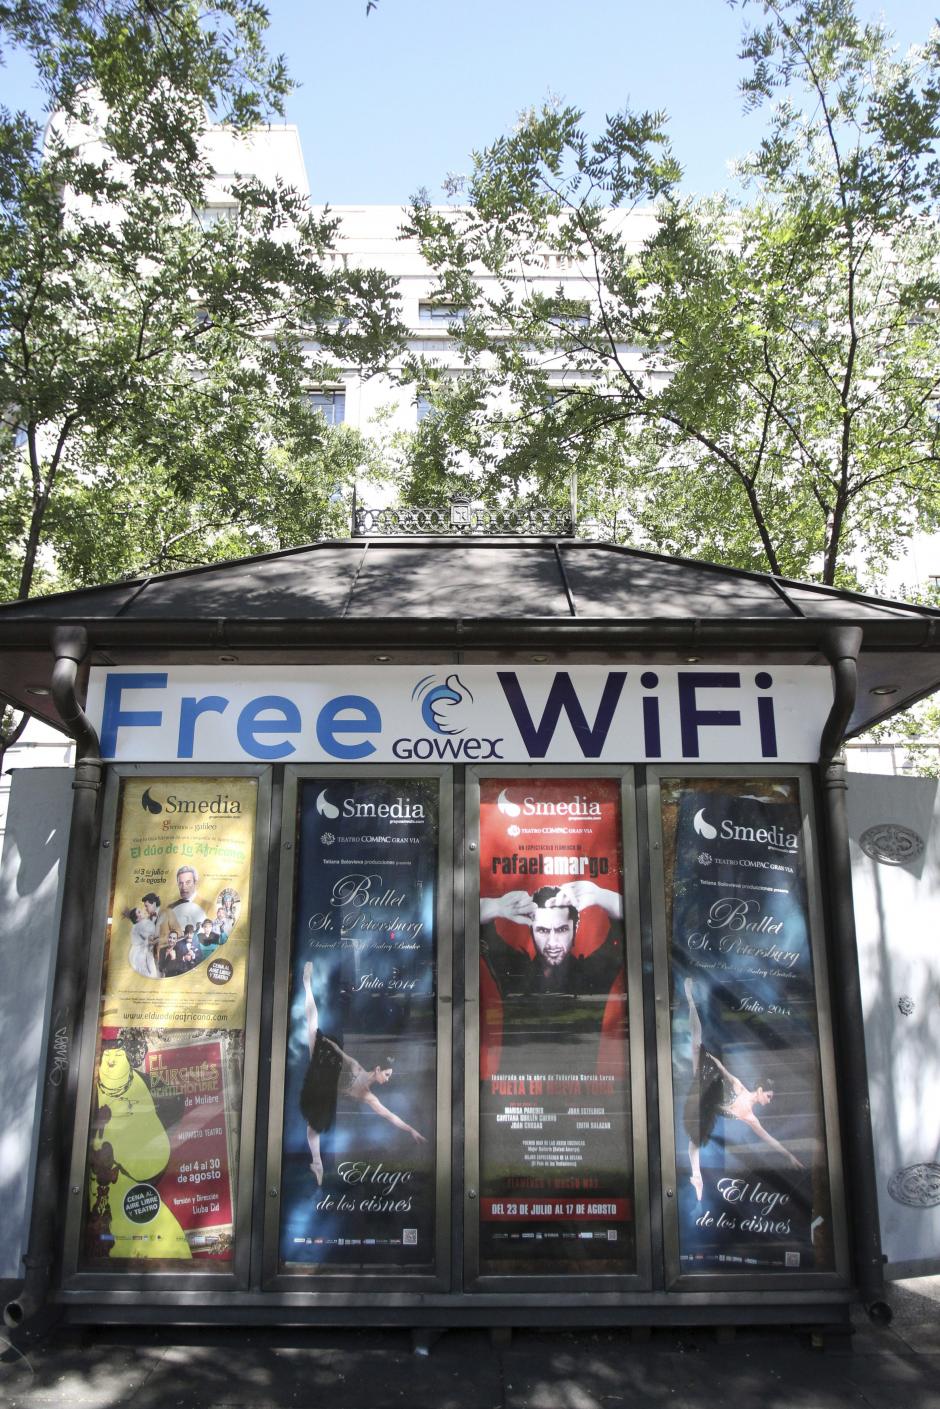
(391, 674), (503, 761)
(412, 674), (473, 735)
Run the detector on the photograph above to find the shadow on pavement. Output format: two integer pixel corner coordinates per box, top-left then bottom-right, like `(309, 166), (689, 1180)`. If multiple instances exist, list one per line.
(0, 1278), (938, 1409)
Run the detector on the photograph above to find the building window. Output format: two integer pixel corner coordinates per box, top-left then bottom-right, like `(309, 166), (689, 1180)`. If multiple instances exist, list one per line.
(416, 394), (435, 423)
(198, 204), (238, 229)
(308, 390), (346, 425)
(418, 302), (468, 323)
(537, 251), (576, 271)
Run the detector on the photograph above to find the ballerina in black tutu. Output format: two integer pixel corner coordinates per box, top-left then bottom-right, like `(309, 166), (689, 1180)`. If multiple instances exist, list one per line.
(683, 977), (803, 1201)
(299, 960), (426, 1186)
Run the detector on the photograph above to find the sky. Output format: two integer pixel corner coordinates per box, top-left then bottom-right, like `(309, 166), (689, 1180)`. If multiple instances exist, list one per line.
(2, 0), (939, 203)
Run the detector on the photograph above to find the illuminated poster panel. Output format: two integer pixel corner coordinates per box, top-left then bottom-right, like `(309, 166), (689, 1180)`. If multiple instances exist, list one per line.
(477, 778), (634, 1275)
(82, 775), (257, 1268)
(663, 777), (835, 1274)
(279, 778), (438, 1271)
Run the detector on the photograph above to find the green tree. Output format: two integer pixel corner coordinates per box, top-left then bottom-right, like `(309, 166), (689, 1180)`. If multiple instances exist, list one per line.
(855, 582), (940, 776)
(404, 0), (940, 587)
(0, 0), (404, 604)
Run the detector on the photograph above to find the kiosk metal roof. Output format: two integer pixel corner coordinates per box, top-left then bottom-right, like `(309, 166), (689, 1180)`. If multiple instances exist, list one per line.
(1, 536), (938, 738)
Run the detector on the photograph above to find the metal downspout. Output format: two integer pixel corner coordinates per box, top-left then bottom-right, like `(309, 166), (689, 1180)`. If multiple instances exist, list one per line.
(819, 625), (889, 1322)
(4, 627), (103, 1329)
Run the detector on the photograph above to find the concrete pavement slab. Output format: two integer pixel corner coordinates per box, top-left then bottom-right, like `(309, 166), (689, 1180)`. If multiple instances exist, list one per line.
(2, 1279), (940, 1409)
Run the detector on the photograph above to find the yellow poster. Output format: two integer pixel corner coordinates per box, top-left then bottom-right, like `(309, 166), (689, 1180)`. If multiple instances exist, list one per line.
(101, 776), (257, 1029)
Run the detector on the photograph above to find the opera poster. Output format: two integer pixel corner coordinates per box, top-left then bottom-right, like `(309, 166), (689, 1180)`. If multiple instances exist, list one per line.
(100, 775), (257, 1030)
(279, 777), (439, 1270)
(81, 775), (256, 1268)
(664, 778), (835, 1273)
(477, 777), (634, 1275)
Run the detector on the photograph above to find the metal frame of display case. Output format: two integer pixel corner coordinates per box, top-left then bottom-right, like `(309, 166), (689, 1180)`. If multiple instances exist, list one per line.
(646, 763), (851, 1293)
(60, 763), (273, 1294)
(48, 759), (856, 1325)
(261, 765), (454, 1294)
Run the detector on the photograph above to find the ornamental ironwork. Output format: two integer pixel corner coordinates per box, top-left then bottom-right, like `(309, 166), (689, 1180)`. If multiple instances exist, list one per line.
(353, 504), (573, 537)
(858, 822), (925, 866)
(887, 1163), (940, 1208)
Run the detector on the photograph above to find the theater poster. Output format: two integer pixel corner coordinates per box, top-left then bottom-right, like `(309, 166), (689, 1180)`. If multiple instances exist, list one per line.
(477, 777), (634, 1275)
(82, 775), (256, 1268)
(663, 777), (835, 1274)
(279, 777), (439, 1270)
(100, 775), (257, 1030)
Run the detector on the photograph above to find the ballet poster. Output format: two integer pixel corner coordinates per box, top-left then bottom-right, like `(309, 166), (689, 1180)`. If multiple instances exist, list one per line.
(664, 777), (834, 1273)
(476, 777), (634, 1276)
(279, 777), (439, 1270)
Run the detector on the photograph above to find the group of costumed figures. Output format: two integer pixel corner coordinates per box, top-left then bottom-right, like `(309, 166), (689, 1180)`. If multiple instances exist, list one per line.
(122, 867), (238, 980)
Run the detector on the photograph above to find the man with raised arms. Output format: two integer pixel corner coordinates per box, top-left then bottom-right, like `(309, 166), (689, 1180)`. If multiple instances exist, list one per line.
(479, 880), (625, 1063)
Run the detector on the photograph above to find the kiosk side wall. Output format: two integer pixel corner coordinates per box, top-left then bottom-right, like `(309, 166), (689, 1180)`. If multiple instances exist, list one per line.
(0, 768), (73, 1283)
(847, 770), (940, 1279)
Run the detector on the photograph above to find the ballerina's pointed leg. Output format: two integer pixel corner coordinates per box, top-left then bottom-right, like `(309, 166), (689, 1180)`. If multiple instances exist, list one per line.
(306, 1125), (324, 1186)
(689, 1140), (704, 1201)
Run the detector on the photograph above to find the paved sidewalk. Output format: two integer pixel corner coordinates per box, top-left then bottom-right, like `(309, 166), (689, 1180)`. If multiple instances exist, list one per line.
(2, 1279), (938, 1409)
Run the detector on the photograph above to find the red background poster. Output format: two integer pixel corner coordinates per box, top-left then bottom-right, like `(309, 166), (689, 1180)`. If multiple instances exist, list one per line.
(476, 777), (634, 1274)
(479, 777), (626, 1080)
(145, 1038), (234, 1256)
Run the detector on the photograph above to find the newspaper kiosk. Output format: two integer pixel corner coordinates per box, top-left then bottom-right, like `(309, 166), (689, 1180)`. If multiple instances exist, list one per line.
(3, 524), (939, 1333)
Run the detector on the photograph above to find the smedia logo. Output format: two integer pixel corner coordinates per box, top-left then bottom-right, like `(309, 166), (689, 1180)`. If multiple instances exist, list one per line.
(318, 783), (428, 822)
(142, 787), (240, 816)
(497, 788), (601, 819)
(412, 674), (473, 735)
(392, 674), (503, 761)
(497, 788), (521, 817)
(316, 789), (340, 818)
(693, 805), (798, 852)
(316, 786), (425, 822)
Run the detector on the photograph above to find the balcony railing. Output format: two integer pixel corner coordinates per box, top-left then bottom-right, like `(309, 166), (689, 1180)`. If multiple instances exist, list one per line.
(353, 503), (574, 537)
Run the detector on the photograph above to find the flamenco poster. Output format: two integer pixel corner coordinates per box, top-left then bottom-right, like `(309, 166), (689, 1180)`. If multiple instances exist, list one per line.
(279, 777), (439, 1270)
(665, 778), (835, 1273)
(477, 777), (634, 1276)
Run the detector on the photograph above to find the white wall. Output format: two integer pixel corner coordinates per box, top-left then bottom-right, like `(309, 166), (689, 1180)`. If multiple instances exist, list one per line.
(0, 717), (73, 846)
(847, 771), (940, 1277)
